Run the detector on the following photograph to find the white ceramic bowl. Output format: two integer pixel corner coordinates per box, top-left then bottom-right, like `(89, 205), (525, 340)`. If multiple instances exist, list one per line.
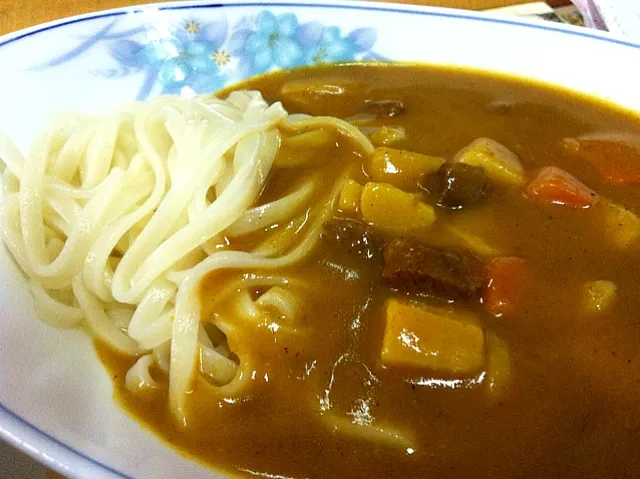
(0, 2), (639, 478)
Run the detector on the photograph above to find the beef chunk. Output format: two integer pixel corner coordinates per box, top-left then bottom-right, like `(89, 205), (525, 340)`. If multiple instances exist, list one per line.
(383, 238), (485, 299)
(420, 162), (489, 210)
(322, 219), (383, 260)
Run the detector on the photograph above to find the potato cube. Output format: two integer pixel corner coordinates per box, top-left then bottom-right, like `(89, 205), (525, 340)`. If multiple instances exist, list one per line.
(601, 201), (640, 249)
(338, 180), (363, 216)
(443, 224), (500, 257)
(583, 280), (617, 313)
(381, 300), (485, 375)
(454, 138), (524, 186)
(361, 182), (435, 235)
(368, 147), (444, 190)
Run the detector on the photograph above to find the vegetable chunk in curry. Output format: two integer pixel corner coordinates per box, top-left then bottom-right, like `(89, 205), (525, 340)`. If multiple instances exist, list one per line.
(97, 64), (640, 479)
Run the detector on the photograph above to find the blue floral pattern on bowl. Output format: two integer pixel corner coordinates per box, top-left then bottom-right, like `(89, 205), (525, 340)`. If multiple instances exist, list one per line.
(33, 10), (383, 100)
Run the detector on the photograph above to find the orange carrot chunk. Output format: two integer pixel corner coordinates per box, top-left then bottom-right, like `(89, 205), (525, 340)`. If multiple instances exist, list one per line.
(564, 134), (640, 186)
(483, 257), (526, 317)
(525, 166), (598, 208)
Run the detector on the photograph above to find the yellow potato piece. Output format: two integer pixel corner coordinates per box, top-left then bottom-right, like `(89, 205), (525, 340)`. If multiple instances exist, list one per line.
(485, 333), (511, 398)
(583, 280), (617, 313)
(454, 138), (524, 186)
(360, 182), (435, 235)
(381, 300), (485, 375)
(368, 147), (444, 190)
(600, 200), (640, 249)
(338, 180), (363, 216)
(442, 224), (500, 257)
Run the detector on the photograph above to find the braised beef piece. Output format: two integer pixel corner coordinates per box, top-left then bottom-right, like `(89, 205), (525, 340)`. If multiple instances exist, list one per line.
(363, 99), (405, 118)
(383, 237), (485, 299)
(420, 163), (489, 210)
(322, 219), (383, 260)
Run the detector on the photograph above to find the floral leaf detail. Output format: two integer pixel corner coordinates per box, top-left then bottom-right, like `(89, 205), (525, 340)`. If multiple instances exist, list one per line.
(108, 40), (145, 67)
(83, 26), (149, 40)
(91, 67), (131, 78)
(347, 28), (377, 52)
(29, 19), (118, 69)
(161, 82), (184, 95)
(137, 68), (158, 101)
(296, 22), (323, 48)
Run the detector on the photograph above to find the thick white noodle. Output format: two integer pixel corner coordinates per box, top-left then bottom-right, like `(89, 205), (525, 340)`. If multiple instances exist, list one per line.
(226, 179), (316, 237)
(283, 115), (375, 156)
(255, 286), (301, 322)
(168, 176), (347, 422)
(200, 344), (238, 386)
(125, 354), (158, 394)
(0, 89), (374, 427)
(28, 279), (83, 328)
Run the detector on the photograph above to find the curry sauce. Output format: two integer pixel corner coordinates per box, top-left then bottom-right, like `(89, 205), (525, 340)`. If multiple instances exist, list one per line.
(96, 64), (640, 479)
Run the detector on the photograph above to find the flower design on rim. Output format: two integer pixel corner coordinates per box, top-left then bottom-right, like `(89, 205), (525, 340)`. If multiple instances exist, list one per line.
(232, 11), (303, 75)
(297, 22), (378, 65)
(211, 50), (231, 66)
(109, 17), (230, 96)
(33, 9), (383, 99)
(183, 20), (201, 34)
(308, 26), (356, 65)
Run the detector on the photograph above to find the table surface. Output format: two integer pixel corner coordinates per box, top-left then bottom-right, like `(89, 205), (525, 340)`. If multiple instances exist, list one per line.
(1, 1), (570, 478)
(0, 0), (547, 36)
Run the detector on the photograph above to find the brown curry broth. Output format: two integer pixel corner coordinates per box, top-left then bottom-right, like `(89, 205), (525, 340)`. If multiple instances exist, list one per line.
(96, 64), (640, 478)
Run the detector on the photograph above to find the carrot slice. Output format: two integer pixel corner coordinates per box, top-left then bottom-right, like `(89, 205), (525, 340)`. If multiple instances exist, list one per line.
(564, 134), (640, 186)
(525, 166), (598, 208)
(483, 257), (526, 318)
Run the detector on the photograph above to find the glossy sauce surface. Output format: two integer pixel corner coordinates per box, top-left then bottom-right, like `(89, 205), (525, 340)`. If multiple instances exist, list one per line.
(97, 64), (640, 479)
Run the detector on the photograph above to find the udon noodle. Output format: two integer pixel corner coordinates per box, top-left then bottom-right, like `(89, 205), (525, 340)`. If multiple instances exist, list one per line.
(0, 91), (373, 425)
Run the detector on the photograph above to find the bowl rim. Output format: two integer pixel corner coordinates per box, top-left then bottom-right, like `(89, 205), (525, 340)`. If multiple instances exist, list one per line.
(2, 0), (639, 50)
(1, 1), (639, 479)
